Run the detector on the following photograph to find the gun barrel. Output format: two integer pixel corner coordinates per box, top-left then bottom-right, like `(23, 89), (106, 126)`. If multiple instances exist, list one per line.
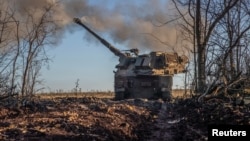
(73, 18), (126, 58)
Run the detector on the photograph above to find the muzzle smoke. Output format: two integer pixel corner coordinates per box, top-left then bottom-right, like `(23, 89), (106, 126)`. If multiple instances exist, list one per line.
(3, 0), (189, 53)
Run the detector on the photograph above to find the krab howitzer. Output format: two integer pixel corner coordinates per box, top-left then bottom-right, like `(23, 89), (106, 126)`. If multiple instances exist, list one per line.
(73, 17), (189, 101)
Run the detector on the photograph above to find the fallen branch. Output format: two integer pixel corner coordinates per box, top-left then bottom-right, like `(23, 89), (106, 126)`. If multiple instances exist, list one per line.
(198, 72), (248, 103)
(0, 93), (18, 101)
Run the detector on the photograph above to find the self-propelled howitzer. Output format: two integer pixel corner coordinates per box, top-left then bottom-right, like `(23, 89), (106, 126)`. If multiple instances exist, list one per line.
(74, 18), (189, 100)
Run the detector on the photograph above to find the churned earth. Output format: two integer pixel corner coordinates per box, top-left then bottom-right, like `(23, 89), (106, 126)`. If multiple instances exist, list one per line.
(0, 94), (249, 141)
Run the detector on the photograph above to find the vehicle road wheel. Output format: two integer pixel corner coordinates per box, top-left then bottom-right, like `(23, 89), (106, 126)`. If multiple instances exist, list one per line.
(162, 91), (172, 101)
(114, 92), (124, 100)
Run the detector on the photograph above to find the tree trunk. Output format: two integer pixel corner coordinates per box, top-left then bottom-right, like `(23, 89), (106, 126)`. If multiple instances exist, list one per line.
(196, 0), (206, 93)
(197, 45), (206, 93)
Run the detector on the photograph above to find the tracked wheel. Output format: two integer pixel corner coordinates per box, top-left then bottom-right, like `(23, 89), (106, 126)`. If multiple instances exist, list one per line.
(114, 92), (124, 100)
(162, 91), (172, 101)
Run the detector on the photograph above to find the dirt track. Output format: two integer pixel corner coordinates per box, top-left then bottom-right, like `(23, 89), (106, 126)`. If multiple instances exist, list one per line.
(0, 96), (249, 141)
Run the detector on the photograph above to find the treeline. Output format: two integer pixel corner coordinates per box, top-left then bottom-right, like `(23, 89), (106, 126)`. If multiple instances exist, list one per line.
(172, 0), (250, 101)
(0, 1), (62, 104)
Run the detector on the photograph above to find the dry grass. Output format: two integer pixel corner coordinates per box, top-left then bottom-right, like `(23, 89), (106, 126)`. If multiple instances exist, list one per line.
(37, 92), (114, 99)
(172, 89), (191, 98)
(37, 89), (190, 99)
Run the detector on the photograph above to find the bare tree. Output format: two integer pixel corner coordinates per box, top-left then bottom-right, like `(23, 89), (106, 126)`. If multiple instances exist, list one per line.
(0, 1), (61, 103)
(205, 0), (250, 95)
(0, 3), (18, 100)
(171, 0), (240, 93)
(19, 5), (59, 99)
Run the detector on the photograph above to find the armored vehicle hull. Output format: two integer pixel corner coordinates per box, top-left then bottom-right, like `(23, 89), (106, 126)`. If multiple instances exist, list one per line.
(115, 75), (173, 100)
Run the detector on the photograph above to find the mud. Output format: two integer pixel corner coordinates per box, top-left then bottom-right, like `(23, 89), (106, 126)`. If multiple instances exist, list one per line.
(0, 96), (249, 141)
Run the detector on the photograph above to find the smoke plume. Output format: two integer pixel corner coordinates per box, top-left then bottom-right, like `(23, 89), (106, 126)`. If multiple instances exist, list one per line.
(2, 0), (189, 54)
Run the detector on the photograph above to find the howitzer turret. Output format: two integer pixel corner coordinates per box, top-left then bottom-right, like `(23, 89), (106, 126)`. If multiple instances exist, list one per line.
(74, 17), (189, 100)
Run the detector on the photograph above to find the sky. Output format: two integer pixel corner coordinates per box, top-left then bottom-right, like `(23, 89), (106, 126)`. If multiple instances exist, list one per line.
(41, 30), (121, 92)
(38, 0), (188, 92)
(40, 31), (187, 92)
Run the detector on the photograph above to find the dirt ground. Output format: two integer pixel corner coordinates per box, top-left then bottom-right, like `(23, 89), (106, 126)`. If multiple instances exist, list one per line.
(0, 94), (249, 141)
